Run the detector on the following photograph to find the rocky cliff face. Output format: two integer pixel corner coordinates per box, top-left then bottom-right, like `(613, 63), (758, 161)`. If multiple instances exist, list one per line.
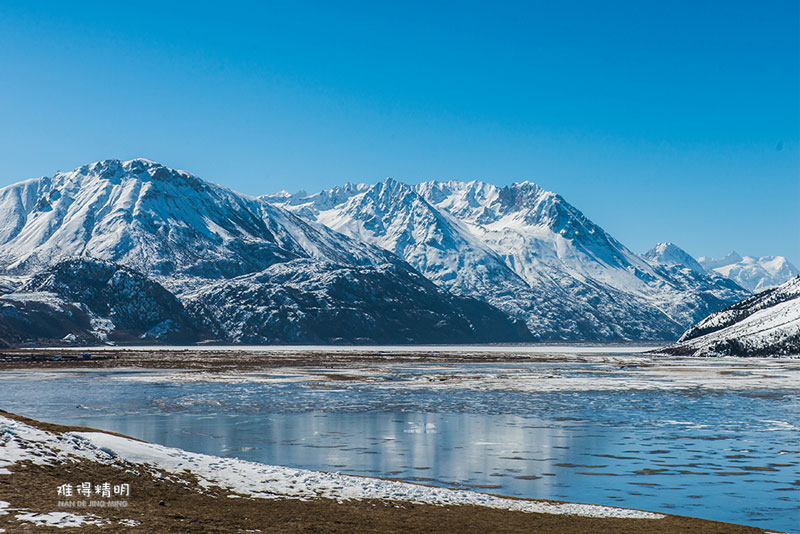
(20, 258), (205, 343)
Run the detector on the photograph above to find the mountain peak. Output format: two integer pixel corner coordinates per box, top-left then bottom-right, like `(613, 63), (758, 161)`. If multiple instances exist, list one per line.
(75, 158), (162, 175)
(644, 242), (706, 274)
(725, 251), (743, 263)
(377, 177), (411, 192)
(124, 157), (159, 166)
(510, 180), (543, 192)
(54, 158), (216, 196)
(697, 252), (740, 269)
(74, 158), (200, 179)
(372, 177), (416, 203)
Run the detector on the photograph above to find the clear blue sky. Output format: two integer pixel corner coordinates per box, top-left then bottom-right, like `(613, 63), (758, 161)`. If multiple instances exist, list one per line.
(1, 1), (798, 264)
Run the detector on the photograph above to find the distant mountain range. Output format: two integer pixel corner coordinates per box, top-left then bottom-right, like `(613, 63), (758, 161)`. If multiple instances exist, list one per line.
(0, 159), (791, 348)
(698, 252), (798, 293)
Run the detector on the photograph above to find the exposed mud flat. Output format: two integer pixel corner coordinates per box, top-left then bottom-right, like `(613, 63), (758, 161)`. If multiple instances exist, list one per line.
(1, 345), (798, 392)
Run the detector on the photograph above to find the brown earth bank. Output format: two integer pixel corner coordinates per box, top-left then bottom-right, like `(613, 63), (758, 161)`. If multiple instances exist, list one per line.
(0, 345), (662, 371)
(0, 411), (773, 534)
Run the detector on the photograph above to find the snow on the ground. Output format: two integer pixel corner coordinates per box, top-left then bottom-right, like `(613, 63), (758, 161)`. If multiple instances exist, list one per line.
(0, 500), (113, 529)
(0, 415), (663, 519)
(15, 511), (109, 528)
(694, 298), (800, 353)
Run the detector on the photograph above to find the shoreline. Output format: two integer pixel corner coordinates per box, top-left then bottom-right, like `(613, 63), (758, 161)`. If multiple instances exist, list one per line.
(0, 410), (779, 533)
(0, 343), (795, 372)
(0, 344), (659, 372)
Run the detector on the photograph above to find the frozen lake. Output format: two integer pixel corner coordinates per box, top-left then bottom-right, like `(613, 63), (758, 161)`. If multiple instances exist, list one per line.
(0, 347), (797, 532)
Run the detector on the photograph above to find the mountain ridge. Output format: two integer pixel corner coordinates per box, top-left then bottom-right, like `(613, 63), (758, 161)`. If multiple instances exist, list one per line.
(0, 159), (401, 282)
(268, 178), (750, 341)
(0, 160), (532, 346)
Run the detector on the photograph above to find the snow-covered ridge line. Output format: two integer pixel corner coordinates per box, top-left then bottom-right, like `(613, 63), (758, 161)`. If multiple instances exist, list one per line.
(267, 178), (750, 340)
(0, 415), (663, 519)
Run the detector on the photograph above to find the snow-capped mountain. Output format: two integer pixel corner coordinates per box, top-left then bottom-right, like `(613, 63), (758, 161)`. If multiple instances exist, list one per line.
(698, 252), (799, 293)
(0, 159), (395, 281)
(644, 242), (706, 274)
(265, 179), (545, 327)
(417, 181), (746, 329)
(659, 277), (800, 357)
(0, 160), (532, 345)
(267, 179), (749, 340)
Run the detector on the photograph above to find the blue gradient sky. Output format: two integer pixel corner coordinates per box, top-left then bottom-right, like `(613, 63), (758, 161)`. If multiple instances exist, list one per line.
(1, 1), (798, 263)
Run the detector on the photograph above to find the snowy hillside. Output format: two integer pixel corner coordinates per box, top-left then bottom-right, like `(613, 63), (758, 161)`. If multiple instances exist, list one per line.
(0, 159), (395, 281)
(698, 252), (799, 292)
(659, 277), (800, 356)
(0, 258), (205, 346)
(0, 160), (532, 345)
(184, 259), (532, 344)
(268, 179), (749, 340)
